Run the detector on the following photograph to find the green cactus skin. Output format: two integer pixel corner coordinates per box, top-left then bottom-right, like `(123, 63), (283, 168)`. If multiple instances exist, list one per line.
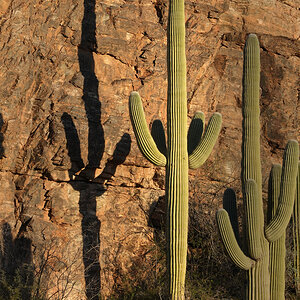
(217, 208), (255, 271)
(293, 162), (300, 297)
(189, 112), (222, 169)
(166, 1), (189, 297)
(129, 0), (221, 297)
(216, 34), (299, 300)
(267, 164), (285, 300)
(129, 92), (167, 167)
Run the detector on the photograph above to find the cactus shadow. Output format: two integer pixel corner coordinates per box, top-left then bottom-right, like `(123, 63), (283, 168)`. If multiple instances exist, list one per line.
(148, 196), (166, 232)
(0, 222), (34, 299)
(71, 0), (103, 298)
(61, 1), (131, 297)
(61, 116), (131, 300)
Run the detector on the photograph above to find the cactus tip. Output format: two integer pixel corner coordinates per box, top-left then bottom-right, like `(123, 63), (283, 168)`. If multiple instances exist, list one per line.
(245, 178), (257, 187)
(213, 112), (222, 119)
(130, 91), (140, 97)
(194, 111), (204, 117)
(245, 33), (259, 47)
(248, 33), (258, 38)
(129, 91), (141, 103)
(287, 139), (299, 146)
(271, 164), (282, 172)
(216, 208), (227, 217)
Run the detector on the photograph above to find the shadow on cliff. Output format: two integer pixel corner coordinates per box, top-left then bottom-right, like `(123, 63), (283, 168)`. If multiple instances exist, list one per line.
(0, 222), (34, 299)
(0, 113), (5, 158)
(61, 0), (131, 298)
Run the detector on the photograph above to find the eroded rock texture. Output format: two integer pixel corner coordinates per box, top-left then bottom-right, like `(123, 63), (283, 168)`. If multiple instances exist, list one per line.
(0, 0), (299, 298)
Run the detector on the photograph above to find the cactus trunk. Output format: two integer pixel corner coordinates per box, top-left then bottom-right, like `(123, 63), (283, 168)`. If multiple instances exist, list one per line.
(166, 127), (188, 299)
(246, 252), (270, 299)
(242, 34), (270, 299)
(166, 0), (188, 298)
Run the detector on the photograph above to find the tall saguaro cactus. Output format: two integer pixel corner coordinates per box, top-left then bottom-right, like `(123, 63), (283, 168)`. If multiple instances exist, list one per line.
(129, 0), (222, 298)
(216, 34), (299, 300)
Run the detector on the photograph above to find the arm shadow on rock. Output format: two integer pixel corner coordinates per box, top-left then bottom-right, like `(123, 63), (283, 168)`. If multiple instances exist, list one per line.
(61, 1), (132, 298)
(0, 222), (33, 299)
(63, 0), (103, 298)
(61, 113), (131, 299)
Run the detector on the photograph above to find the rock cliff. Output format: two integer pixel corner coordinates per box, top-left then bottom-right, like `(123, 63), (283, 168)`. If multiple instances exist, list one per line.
(0, 0), (299, 298)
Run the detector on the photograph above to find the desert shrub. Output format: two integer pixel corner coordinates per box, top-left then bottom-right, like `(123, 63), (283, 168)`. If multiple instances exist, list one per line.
(185, 201), (243, 300)
(109, 225), (167, 300)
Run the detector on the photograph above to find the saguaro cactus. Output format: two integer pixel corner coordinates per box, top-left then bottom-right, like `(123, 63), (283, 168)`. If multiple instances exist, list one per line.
(293, 162), (300, 296)
(216, 34), (299, 300)
(129, 0), (222, 298)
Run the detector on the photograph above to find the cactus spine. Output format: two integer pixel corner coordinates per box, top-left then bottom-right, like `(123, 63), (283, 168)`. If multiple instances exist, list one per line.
(216, 34), (299, 300)
(129, 0), (221, 298)
(293, 162), (300, 296)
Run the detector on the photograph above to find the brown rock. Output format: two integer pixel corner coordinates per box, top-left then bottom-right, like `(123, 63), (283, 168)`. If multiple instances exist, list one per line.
(0, 0), (299, 298)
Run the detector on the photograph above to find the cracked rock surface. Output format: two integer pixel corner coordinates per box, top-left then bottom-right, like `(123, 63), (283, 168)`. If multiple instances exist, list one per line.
(0, 0), (299, 298)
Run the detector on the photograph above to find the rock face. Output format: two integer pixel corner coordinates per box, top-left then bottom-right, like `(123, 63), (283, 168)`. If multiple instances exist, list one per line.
(0, 0), (299, 298)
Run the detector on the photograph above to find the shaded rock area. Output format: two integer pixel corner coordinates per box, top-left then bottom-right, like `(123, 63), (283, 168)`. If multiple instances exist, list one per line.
(0, 0), (299, 298)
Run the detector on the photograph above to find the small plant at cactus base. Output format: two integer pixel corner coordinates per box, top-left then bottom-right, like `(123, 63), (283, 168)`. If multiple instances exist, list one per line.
(216, 33), (299, 300)
(129, 0), (221, 297)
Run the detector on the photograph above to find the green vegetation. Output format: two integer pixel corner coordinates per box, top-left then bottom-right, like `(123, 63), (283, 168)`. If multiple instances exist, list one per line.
(129, 0), (221, 298)
(216, 34), (299, 300)
(0, 223), (38, 300)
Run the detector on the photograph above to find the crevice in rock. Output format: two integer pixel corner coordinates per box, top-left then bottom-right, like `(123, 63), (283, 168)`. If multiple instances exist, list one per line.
(154, 0), (166, 26)
(277, 0), (299, 9)
(105, 6), (117, 30)
(5, 168), (162, 191)
(98, 51), (129, 66)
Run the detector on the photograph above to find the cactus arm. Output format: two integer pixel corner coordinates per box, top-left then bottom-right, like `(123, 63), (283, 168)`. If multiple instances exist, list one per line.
(242, 34), (262, 199)
(129, 92), (167, 167)
(267, 164), (282, 222)
(217, 209), (255, 270)
(267, 164), (285, 300)
(265, 140), (299, 242)
(151, 119), (167, 156)
(244, 179), (263, 260)
(223, 188), (240, 244)
(188, 111), (205, 155)
(188, 112), (222, 169)
(293, 162), (300, 295)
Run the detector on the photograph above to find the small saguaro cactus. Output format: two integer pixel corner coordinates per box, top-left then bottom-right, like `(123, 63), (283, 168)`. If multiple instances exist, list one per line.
(129, 0), (222, 298)
(293, 162), (300, 297)
(216, 34), (299, 300)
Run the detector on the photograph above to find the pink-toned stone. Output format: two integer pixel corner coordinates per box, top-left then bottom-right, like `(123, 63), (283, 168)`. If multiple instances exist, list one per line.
(0, 0), (299, 298)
